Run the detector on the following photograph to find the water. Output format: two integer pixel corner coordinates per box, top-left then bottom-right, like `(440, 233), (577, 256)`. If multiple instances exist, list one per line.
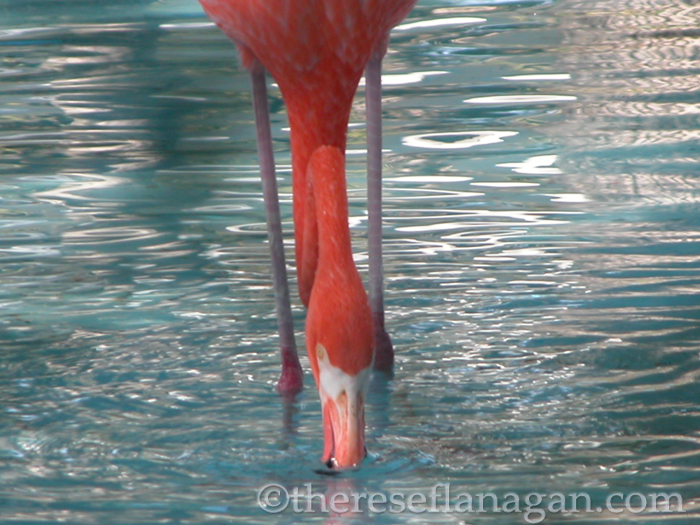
(1, 0), (699, 523)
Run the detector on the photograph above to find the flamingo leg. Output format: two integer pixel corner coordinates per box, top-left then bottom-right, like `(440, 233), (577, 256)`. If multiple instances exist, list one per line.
(365, 49), (394, 373)
(249, 60), (304, 395)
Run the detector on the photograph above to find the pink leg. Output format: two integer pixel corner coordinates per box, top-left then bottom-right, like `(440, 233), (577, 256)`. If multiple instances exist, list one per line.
(365, 49), (394, 373)
(249, 60), (303, 395)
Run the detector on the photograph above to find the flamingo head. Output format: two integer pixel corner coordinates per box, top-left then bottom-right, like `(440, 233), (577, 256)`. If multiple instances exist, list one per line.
(313, 342), (373, 469)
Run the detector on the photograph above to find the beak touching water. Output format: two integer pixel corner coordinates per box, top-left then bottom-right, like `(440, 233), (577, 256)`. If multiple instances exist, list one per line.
(315, 343), (372, 469)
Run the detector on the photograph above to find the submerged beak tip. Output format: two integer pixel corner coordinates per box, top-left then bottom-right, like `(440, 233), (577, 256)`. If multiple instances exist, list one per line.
(325, 456), (338, 469)
(323, 456), (363, 472)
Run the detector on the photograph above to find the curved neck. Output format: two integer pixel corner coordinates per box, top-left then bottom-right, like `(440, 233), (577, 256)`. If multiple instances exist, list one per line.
(279, 73), (360, 305)
(308, 146), (354, 268)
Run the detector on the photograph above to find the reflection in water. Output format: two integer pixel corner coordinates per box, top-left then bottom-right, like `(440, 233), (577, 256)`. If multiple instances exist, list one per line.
(497, 155), (562, 175)
(502, 73), (572, 81)
(1, 0), (700, 523)
(358, 71), (448, 86)
(464, 94), (578, 104)
(395, 16), (487, 31)
(402, 131), (518, 149)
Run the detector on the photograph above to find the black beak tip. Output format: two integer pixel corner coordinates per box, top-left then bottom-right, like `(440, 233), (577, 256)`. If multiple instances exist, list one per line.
(312, 457), (343, 476)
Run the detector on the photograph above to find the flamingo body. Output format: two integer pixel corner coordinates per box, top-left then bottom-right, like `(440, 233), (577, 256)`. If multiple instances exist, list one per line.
(200, 0), (415, 303)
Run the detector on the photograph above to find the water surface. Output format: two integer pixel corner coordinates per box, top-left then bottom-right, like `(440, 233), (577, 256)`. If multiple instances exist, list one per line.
(1, 0), (699, 523)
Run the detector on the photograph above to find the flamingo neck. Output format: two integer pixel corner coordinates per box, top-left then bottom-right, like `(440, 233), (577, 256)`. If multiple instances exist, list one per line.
(281, 73), (361, 306)
(308, 146), (355, 269)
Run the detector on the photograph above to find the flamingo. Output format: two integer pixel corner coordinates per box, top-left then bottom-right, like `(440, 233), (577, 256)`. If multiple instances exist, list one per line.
(198, 0), (416, 468)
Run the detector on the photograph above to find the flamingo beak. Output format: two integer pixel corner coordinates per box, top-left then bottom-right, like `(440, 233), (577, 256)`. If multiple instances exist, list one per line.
(313, 341), (373, 470)
(321, 387), (367, 469)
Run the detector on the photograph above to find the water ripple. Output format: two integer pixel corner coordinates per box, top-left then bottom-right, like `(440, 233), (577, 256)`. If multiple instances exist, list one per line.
(1, 0), (699, 523)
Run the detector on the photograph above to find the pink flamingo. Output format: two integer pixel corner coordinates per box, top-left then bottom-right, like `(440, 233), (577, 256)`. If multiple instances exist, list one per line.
(198, 0), (416, 468)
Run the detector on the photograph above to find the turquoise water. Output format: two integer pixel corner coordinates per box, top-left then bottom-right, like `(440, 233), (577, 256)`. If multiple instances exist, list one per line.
(1, 0), (699, 523)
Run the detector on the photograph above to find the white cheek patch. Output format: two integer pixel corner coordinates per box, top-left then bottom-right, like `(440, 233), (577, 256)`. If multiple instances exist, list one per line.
(316, 343), (372, 402)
